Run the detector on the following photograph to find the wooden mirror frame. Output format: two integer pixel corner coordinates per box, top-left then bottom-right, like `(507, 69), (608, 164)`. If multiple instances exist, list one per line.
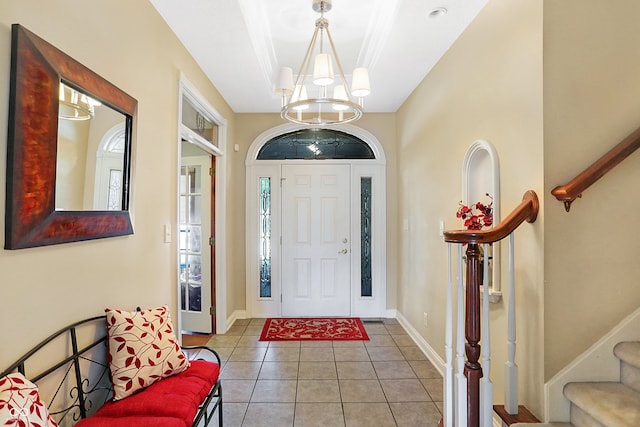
(5, 24), (137, 249)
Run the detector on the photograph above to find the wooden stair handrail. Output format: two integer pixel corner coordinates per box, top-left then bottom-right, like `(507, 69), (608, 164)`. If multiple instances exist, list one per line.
(444, 190), (539, 244)
(551, 126), (640, 212)
(441, 190), (538, 427)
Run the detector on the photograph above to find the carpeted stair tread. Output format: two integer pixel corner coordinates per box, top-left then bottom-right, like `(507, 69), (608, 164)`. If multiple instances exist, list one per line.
(614, 341), (640, 368)
(563, 381), (640, 426)
(512, 424), (573, 427)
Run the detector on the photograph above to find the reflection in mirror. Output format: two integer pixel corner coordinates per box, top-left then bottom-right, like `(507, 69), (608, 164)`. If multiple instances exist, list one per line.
(55, 82), (127, 211)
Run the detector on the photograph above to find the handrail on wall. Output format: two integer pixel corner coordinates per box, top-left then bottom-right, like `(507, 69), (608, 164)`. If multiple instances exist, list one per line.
(444, 190), (539, 244)
(551, 126), (640, 212)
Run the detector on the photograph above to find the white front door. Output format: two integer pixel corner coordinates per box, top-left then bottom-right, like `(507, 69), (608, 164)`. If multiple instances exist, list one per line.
(179, 154), (213, 333)
(281, 164), (351, 316)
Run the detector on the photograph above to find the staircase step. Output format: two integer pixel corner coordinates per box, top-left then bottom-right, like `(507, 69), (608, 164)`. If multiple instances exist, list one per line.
(564, 382), (640, 426)
(512, 424), (573, 427)
(614, 341), (640, 393)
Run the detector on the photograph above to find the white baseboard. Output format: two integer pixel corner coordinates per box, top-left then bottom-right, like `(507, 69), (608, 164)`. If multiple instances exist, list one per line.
(544, 306), (640, 422)
(385, 309), (397, 318)
(395, 311), (445, 377)
(225, 310), (247, 332)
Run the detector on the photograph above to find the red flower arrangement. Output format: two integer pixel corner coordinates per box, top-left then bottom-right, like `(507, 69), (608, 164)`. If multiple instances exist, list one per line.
(456, 193), (493, 230)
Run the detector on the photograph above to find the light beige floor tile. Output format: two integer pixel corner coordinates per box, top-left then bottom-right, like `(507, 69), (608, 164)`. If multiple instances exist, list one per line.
(220, 361), (262, 380)
(298, 361), (338, 379)
(233, 319), (251, 326)
(211, 402), (247, 427)
(339, 379), (387, 402)
(228, 346), (267, 362)
(269, 340), (303, 348)
(336, 361), (377, 380)
(221, 379), (256, 402)
(207, 335), (241, 348)
(258, 361), (299, 380)
(250, 379), (297, 402)
(380, 379), (430, 402)
(296, 379), (341, 402)
(332, 340), (366, 348)
(373, 361), (417, 379)
(384, 324), (407, 335)
(264, 346), (301, 362)
(243, 325), (264, 336)
(294, 402), (345, 427)
(421, 378), (444, 402)
(300, 346), (335, 362)
(236, 335), (269, 347)
(243, 402), (295, 427)
(362, 324), (390, 335)
(334, 346), (370, 361)
(343, 402), (396, 427)
(389, 401), (442, 426)
(301, 340), (333, 348)
(364, 334), (397, 347)
(248, 318), (267, 326)
(225, 325), (247, 336)
(210, 347), (234, 363)
(382, 318), (399, 325)
(367, 346), (406, 361)
(398, 346), (427, 361)
(409, 360), (441, 379)
(391, 334), (416, 347)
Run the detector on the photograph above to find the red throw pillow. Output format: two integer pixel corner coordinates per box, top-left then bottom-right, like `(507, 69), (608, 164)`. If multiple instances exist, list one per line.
(105, 305), (189, 400)
(0, 373), (59, 427)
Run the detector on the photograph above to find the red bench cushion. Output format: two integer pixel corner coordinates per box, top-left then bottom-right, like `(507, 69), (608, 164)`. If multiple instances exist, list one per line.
(80, 360), (219, 427)
(75, 415), (187, 427)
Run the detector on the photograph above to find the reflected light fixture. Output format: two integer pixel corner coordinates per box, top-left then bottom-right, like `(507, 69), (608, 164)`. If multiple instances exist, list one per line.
(275, 0), (371, 125)
(58, 81), (101, 121)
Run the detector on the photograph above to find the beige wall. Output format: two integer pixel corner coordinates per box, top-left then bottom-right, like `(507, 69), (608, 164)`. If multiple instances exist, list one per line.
(232, 113), (399, 314)
(543, 0), (640, 379)
(0, 0), (233, 368)
(396, 0), (545, 415)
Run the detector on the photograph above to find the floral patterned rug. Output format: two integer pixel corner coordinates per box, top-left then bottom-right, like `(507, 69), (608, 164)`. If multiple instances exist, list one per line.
(259, 317), (370, 341)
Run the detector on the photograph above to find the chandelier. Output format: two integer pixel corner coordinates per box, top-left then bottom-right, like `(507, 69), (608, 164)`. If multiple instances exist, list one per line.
(275, 0), (371, 125)
(58, 82), (101, 121)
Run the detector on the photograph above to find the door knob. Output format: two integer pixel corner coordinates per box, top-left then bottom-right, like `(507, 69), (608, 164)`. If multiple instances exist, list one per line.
(338, 248), (348, 254)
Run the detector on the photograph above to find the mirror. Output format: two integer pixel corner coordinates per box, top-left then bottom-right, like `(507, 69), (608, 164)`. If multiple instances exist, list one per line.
(56, 82), (128, 211)
(5, 24), (137, 249)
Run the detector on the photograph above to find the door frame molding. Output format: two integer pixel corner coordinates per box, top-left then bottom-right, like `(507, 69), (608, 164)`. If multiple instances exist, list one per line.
(245, 123), (386, 318)
(176, 74), (228, 336)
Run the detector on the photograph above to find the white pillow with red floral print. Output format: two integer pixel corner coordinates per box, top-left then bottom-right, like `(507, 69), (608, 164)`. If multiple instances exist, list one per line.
(105, 305), (189, 400)
(0, 372), (59, 427)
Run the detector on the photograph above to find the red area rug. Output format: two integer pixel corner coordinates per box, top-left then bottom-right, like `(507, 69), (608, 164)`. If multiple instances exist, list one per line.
(259, 318), (369, 341)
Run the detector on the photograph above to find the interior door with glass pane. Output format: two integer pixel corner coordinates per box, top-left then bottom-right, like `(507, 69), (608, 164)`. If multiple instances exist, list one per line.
(180, 154), (212, 333)
(281, 164), (351, 316)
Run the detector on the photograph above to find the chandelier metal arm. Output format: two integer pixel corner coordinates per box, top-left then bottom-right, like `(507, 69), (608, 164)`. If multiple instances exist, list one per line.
(323, 26), (355, 103)
(293, 26), (321, 90)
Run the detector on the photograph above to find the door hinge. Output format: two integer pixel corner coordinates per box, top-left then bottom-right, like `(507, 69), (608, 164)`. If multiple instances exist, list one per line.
(210, 306), (216, 315)
(209, 167), (215, 177)
(280, 294), (282, 302)
(209, 236), (215, 246)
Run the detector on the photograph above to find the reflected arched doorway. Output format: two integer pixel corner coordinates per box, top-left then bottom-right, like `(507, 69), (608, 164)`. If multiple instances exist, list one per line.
(245, 123), (386, 318)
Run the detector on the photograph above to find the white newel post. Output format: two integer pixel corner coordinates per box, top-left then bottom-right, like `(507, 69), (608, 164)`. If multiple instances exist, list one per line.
(444, 244), (454, 427)
(455, 245), (467, 427)
(505, 233), (518, 414)
(480, 243), (494, 426)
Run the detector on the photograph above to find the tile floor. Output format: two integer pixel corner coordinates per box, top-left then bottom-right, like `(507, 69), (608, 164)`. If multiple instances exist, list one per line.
(205, 318), (443, 427)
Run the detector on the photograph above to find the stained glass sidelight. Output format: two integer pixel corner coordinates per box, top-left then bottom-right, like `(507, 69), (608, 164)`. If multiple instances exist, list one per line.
(361, 177), (372, 297)
(259, 178), (272, 298)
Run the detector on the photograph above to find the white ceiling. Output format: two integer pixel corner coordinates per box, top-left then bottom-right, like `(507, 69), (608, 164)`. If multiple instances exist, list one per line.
(149, 0), (488, 113)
